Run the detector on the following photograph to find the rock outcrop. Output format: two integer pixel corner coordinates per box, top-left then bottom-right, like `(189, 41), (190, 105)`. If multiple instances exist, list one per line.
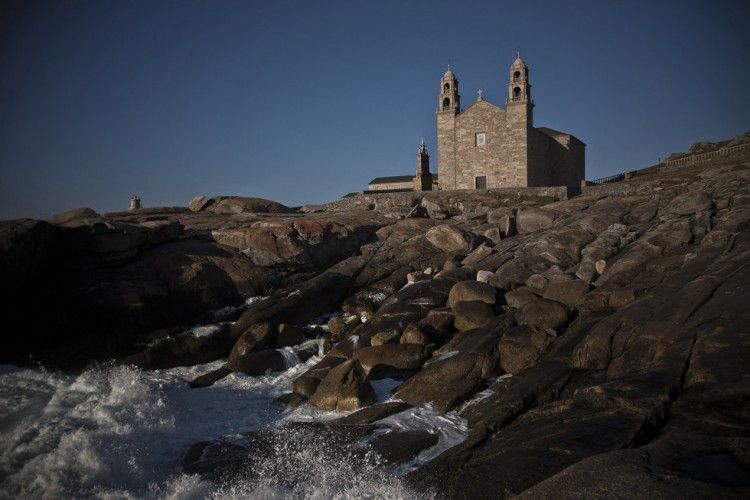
(4, 154), (750, 498)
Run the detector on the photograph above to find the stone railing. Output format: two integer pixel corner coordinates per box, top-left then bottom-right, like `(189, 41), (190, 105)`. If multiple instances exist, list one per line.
(664, 142), (750, 169)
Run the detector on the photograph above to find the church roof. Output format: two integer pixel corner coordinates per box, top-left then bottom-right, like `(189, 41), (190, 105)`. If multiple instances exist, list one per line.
(536, 126), (586, 145)
(536, 126), (568, 137)
(369, 174), (438, 185)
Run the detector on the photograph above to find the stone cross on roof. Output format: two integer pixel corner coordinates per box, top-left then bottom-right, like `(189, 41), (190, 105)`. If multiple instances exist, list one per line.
(477, 89), (484, 101)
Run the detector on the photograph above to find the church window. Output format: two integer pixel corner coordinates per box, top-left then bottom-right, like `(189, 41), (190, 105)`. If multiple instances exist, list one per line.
(443, 97), (451, 107)
(475, 176), (487, 189)
(475, 133), (486, 147)
(513, 86), (522, 101)
(444, 82), (450, 91)
(513, 71), (521, 82)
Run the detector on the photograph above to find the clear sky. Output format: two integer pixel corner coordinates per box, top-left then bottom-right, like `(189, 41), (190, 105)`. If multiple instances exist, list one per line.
(1, 0), (748, 219)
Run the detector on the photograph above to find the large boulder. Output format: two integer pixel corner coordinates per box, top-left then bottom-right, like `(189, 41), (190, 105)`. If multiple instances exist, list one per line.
(498, 325), (555, 374)
(206, 196), (292, 214)
(516, 298), (570, 330)
(542, 279), (590, 309)
(399, 322), (428, 345)
(0, 219), (55, 302)
(275, 323), (305, 347)
(227, 322), (276, 371)
(29, 238), (268, 368)
(448, 280), (497, 309)
(453, 300), (496, 331)
(415, 308), (456, 345)
(212, 217), (380, 270)
(516, 207), (557, 233)
(139, 220), (183, 246)
(487, 207), (516, 237)
(188, 195), (211, 212)
(309, 359), (376, 411)
(421, 197), (450, 219)
(462, 243), (493, 267)
(370, 430), (440, 464)
(425, 225), (476, 253)
(47, 207), (100, 226)
(353, 344), (430, 378)
(504, 287), (539, 309)
(394, 352), (486, 413)
(128, 323), (232, 370)
(228, 349), (286, 376)
(664, 191), (714, 216)
(292, 355), (347, 397)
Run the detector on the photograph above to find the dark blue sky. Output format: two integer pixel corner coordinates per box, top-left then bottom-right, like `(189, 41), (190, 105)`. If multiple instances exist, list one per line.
(1, 0), (748, 218)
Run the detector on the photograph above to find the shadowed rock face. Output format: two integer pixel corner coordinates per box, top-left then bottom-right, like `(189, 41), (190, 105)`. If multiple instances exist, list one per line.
(4, 156), (750, 497)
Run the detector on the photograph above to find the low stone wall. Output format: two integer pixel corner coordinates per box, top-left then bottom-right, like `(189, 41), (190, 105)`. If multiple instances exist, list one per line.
(326, 185), (570, 212)
(367, 181), (414, 191)
(581, 181), (640, 197)
(663, 142), (750, 170)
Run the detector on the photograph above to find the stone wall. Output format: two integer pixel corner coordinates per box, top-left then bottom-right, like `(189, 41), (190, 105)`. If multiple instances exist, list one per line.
(436, 110), (457, 189)
(437, 100), (532, 190)
(367, 180), (414, 191)
(503, 101), (531, 187)
(455, 101), (513, 189)
(663, 142), (750, 171)
(528, 128), (554, 186)
(527, 129), (585, 190)
(562, 137), (586, 188)
(326, 185), (570, 212)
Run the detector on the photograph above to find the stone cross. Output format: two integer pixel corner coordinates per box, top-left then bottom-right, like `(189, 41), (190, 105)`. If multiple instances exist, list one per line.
(477, 89), (484, 101)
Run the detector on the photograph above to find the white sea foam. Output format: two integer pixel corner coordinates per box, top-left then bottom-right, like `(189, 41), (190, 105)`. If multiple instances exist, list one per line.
(212, 296), (268, 321)
(375, 404), (469, 476)
(0, 298), (454, 499)
(277, 347), (301, 369)
(244, 296), (269, 307)
(180, 324), (227, 338)
(0, 346), (433, 498)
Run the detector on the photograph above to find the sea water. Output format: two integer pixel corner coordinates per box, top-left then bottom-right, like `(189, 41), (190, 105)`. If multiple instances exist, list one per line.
(0, 336), (468, 499)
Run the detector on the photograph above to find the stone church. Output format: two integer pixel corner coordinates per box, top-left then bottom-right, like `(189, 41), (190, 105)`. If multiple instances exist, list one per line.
(368, 56), (585, 192)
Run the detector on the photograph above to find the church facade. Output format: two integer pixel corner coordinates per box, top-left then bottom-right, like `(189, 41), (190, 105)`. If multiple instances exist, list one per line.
(437, 56), (584, 190)
(367, 56), (584, 193)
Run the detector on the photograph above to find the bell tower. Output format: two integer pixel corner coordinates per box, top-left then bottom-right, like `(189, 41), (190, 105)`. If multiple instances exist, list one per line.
(437, 65), (460, 190)
(505, 54), (534, 186)
(506, 54), (533, 125)
(438, 65), (460, 113)
(508, 55), (531, 103)
(414, 139), (433, 191)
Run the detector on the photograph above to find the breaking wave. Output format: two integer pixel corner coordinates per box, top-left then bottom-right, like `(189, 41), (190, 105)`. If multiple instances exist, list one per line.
(0, 350), (444, 499)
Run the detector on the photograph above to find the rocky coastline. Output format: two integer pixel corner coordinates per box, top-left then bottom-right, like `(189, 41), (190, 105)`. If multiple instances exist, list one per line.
(2, 155), (750, 497)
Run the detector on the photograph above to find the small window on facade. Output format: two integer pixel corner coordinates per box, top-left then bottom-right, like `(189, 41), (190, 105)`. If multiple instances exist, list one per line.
(444, 82), (450, 91)
(475, 176), (487, 190)
(443, 97), (451, 107)
(475, 132), (486, 147)
(513, 71), (521, 82)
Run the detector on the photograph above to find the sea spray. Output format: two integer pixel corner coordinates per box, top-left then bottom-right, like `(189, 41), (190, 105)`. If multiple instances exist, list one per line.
(0, 352), (438, 499)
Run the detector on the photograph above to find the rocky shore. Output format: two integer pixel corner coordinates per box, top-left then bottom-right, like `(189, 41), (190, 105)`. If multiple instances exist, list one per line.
(2, 156), (749, 497)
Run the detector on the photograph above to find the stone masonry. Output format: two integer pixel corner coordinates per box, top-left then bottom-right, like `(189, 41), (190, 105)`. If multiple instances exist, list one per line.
(437, 56), (585, 191)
